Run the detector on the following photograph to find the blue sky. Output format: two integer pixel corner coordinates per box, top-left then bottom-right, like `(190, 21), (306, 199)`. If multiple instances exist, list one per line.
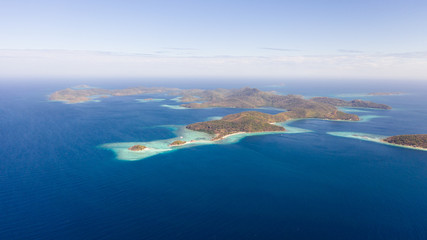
(1, 0), (427, 80)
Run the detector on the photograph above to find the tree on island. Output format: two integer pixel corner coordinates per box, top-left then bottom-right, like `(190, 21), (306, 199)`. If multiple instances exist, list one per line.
(128, 145), (147, 151)
(169, 140), (187, 146)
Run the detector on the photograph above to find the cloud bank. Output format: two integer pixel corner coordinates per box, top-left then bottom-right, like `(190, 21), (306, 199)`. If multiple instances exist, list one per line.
(0, 49), (426, 81)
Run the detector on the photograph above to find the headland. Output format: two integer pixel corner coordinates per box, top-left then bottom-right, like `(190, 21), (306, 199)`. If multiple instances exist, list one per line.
(383, 134), (427, 149)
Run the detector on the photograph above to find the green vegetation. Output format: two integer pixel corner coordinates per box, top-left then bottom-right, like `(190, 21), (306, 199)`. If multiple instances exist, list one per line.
(51, 86), (391, 112)
(128, 145), (147, 151)
(179, 87), (391, 110)
(311, 97), (391, 109)
(187, 111), (285, 140)
(183, 89), (372, 140)
(384, 134), (427, 149)
(186, 109), (359, 140)
(169, 140), (187, 146)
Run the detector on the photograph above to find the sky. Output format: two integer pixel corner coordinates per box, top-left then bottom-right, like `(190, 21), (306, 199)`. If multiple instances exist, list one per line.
(1, 0), (427, 81)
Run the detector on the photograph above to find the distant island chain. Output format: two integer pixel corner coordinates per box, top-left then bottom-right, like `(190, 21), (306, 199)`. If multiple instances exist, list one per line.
(50, 85), (426, 158)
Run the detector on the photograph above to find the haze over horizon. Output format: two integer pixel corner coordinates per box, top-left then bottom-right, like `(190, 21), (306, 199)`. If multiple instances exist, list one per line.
(1, 0), (427, 82)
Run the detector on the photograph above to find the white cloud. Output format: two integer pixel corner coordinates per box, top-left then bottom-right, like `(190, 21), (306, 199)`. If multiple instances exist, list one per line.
(0, 49), (426, 81)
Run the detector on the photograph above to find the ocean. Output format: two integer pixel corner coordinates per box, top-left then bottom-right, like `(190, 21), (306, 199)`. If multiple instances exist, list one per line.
(0, 80), (426, 239)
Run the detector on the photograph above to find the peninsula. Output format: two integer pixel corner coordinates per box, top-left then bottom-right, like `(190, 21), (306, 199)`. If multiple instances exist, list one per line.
(383, 134), (427, 149)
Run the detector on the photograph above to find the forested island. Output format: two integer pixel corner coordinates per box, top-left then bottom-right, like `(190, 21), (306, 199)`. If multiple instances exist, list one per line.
(186, 110), (358, 140)
(128, 145), (148, 151)
(169, 140), (187, 146)
(384, 134), (427, 149)
(187, 111), (286, 140)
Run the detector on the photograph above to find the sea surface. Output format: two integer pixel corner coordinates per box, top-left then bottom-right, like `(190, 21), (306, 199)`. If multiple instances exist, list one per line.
(1, 80), (427, 239)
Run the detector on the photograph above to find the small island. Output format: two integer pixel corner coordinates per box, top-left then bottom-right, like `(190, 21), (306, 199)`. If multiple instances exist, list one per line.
(383, 134), (427, 149)
(169, 140), (187, 146)
(128, 145), (148, 151)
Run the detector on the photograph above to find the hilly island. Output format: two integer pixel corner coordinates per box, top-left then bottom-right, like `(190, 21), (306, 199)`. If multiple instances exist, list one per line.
(50, 86), (392, 141)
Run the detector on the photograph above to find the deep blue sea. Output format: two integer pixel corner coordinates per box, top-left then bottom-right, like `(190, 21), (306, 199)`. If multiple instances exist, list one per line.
(1, 80), (427, 239)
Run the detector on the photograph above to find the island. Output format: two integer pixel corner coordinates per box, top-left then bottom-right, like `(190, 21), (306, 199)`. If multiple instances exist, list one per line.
(180, 88), (377, 140)
(311, 97), (391, 109)
(169, 140), (187, 146)
(50, 86), (392, 113)
(178, 88), (391, 112)
(186, 108), (359, 140)
(383, 134), (427, 149)
(187, 111), (285, 140)
(51, 86), (392, 141)
(51, 85), (404, 157)
(128, 145), (148, 151)
(49, 86), (180, 103)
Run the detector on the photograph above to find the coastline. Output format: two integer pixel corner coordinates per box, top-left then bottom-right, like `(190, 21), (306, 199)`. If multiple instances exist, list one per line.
(101, 116), (374, 161)
(213, 129), (291, 142)
(327, 131), (427, 152)
(380, 139), (427, 152)
(213, 132), (246, 141)
(169, 139), (212, 147)
(101, 126), (294, 161)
